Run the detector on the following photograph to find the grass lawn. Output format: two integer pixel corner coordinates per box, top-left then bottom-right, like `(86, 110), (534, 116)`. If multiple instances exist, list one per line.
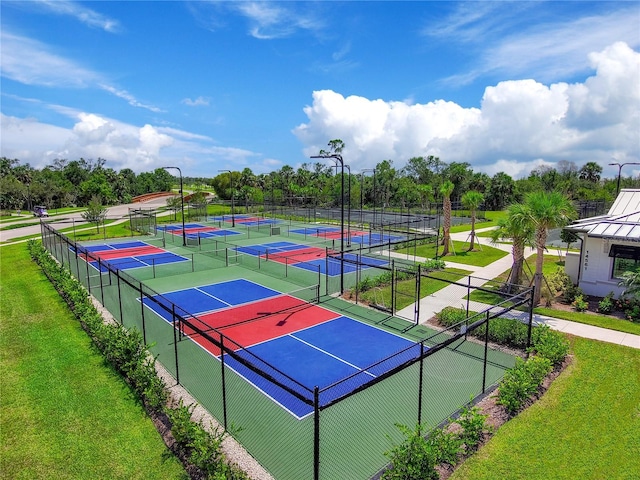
(398, 240), (508, 267)
(358, 268), (471, 311)
(450, 336), (640, 480)
(0, 243), (187, 480)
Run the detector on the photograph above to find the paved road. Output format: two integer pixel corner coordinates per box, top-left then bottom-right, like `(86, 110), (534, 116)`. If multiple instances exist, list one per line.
(0, 195), (174, 244)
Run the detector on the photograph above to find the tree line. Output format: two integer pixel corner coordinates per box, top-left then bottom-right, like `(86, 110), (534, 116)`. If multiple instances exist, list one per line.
(1, 154), (635, 213)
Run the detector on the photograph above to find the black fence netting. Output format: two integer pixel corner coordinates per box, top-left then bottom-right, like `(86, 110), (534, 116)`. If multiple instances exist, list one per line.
(40, 222), (533, 480)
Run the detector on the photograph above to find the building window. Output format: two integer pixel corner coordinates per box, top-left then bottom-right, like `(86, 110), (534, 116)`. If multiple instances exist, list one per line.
(609, 244), (640, 279)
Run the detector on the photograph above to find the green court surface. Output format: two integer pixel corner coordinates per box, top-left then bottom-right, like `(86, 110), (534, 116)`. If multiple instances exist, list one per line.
(48, 218), (518, 480)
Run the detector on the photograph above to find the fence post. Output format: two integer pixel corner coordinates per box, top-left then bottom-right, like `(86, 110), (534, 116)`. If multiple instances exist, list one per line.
(526, 286), (535, 357)
(117, 274), (124, 324)
(466, 276), (471, 317)
(391, 259), (396, 315)
(139, 284), (147, 345)
(482, 311), (490, 393)
(418, 343), (424, 425)
(415, 264), (421, 324)
(98, 260), (105, 305)
(314, 386), (320, 480)
(171, 305), (180, 385)
(221, 334), (228, 429)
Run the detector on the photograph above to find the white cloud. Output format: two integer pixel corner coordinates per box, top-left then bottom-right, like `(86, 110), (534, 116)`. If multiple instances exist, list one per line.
(294, 42), (640, 178)
(34, 0), (121, 33)
(0, 31), (100, 87)
(434, 5), (640, 86)
(181, 96), (211, 107)
(0, 110), (259, 177)
(1, 31), (160, 112)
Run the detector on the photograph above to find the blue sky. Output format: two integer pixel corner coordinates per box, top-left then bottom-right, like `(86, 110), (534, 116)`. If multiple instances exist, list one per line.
(1, 1), (639, 179)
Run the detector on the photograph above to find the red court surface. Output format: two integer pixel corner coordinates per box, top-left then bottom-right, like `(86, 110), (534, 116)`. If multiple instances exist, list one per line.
(82, 245), (164, 260)
(313, 230), (367, 240)
(182, 295), (339, 355)
(182, 226), (219, 234)
(265, 247), (327, 264)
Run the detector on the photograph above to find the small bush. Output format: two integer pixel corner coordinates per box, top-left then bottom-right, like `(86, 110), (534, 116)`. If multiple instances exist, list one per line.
(436, 307), (467, 327)
(598, 296), (613, 314)
(497, 356), (552, 414)
(530, 325), (569, 366)
(487, 317), (529, 348)
(423, 259), (446, 272)
(563, 283), (583, 304)
(455, 404), (491, 454)
(427, 427), (461, 466)
(572, 294), (588, 312)
(383, 424), (439, 480)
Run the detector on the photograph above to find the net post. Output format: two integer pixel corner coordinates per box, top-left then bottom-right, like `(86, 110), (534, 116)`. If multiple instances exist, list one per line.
(171, 304), (180, 385)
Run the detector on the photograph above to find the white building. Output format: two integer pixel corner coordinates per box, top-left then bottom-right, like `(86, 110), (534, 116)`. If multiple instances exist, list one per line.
(565, 189), (640, 298)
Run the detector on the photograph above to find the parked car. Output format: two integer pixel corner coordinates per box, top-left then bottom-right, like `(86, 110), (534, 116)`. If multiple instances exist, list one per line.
(33, 206), (49, 217)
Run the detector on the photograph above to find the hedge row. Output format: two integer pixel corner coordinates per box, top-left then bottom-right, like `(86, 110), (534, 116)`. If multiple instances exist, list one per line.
(28, 240), (248, 480)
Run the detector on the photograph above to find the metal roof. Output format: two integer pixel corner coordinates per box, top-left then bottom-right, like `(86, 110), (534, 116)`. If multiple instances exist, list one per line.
(566, 189), (640, 241)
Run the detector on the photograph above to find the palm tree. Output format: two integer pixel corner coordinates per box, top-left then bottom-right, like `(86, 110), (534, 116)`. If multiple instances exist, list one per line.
(461, 190), (484, 251)
(490, 203), (534, 289)
(439, 180), (454, 256)
(524, 191), (577, 305)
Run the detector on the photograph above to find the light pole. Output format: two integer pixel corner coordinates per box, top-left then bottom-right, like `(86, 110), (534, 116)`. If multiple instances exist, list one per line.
(360, 169), (375, 225)
(311, 152), (345, 294)
(218, 170), (235, 227)
(332, 163), (352, 246)
(162, 166), (186, 246)
(609, 162), (640, 197)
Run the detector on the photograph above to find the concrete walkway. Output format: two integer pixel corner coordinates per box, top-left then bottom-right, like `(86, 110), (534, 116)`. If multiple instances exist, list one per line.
(394, 227), (640, 350)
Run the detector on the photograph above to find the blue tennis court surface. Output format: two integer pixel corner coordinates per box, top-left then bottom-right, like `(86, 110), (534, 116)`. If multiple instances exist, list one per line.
(234, 241), (388, 276)
(209, 215), (280, 226)
(142, 278), (281, 321)
(157, 223), (240, 238)
(79, 240), (188, 272)
(226, 316), (423, 418)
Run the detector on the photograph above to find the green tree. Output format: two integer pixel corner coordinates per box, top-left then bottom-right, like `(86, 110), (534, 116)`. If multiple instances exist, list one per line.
(81, 196), (108, 233)
(485, 172), (515, 210)
(524, 191), (577, 305)
(578, 161), (603, 183)
(461, 190), (484, 251)
(439, 180), (455, 256)
(490, 203), (534, 288)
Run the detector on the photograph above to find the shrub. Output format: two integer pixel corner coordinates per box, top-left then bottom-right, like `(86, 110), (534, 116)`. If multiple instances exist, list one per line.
(166, 401), (247, 479)
(530, 325), (569, 366)
(487, 317), (529, 348)
(563, 283), (583, 304)
(423, 258), (446, 272)
(598, 296), (613, 314)
(572, 294), (588, 312)
(436, 307), (467, 327)
(497, 356), (552, 414)
(455, 404), (491, 454)
(383, 424), (439, 480)
(427, 427), (461, 466)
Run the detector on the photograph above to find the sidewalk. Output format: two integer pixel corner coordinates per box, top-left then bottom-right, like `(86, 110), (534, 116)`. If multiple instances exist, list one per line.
(394, 227), (640, 350)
